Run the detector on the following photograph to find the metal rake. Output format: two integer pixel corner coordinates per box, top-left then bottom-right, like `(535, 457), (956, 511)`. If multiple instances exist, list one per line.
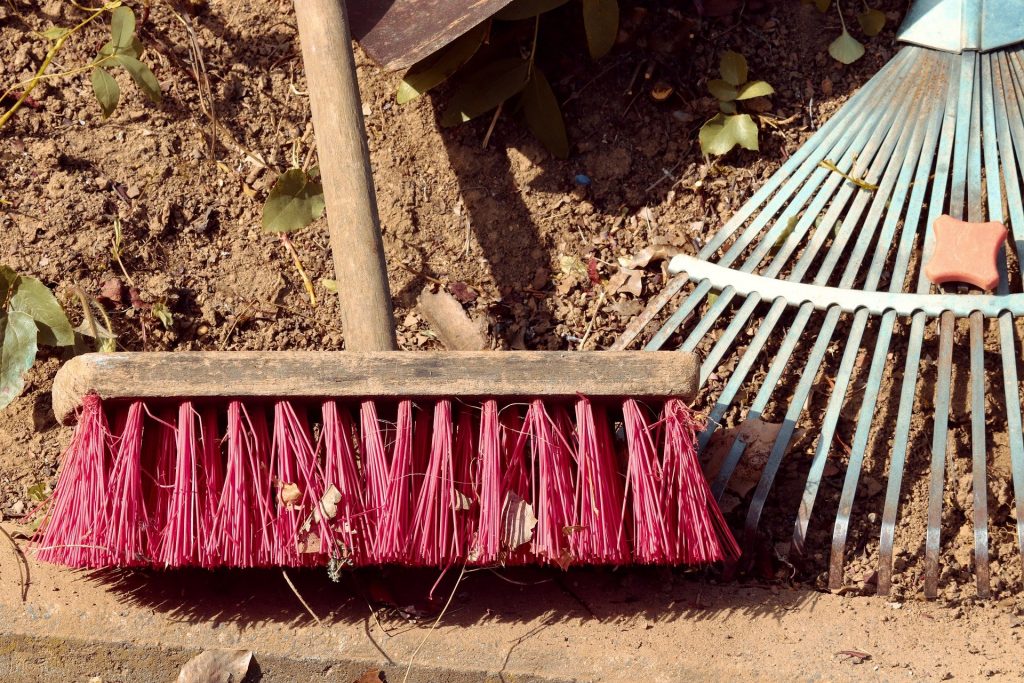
(615, 0), (1024, 598)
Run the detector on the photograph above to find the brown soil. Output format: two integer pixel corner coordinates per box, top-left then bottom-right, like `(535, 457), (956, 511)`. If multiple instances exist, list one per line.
(1, 0), (1019, 667)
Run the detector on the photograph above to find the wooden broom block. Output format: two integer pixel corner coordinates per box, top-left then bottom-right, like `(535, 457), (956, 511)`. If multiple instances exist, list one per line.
(52, 351), (700, 425)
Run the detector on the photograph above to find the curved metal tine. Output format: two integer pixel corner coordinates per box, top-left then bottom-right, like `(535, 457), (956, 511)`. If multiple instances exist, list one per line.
(643, 50), (918, 351)
(924, 51), (979, 600)
(827, 72), (950, 588)
(993, 49), (1024, 573)
(680, 285), (741, 353)
(695, 54), (941, 478)
(877, 53), (963, 596)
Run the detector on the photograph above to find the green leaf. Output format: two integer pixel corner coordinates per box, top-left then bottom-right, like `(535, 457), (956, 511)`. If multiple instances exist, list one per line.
(397, 22), (488, 104)
(719, 51), (748, 87)
(699, 113), (758, 156)
(707, 79), (737, 101)
(262, 168), (326, 233)
(857, 8), (886, 37)
(829, 30), (865, 64)
(110, 6), (136, 50)
(0, 312), (38, 411)
(100, 36), (142, 59)
(582, 0), (619, 59)
(26, 482), (47, 502)
(0, 266), (17, 306)
(736, 80), (774, 100)
(522, 68), (568, 159)
(113, 55), (161, 104)
(719, 100), (737, 114)
(9, 277), (74, 346)
(41, 26), (68, 41)
(151, 302), (173, 330)
(91, 67), (120, 119)
(496, 0), (570, 21)
(441, 58), (531, 127)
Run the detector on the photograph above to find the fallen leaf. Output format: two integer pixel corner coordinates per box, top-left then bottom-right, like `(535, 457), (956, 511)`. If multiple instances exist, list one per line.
(703, 419), (803, 496)
(619, 245), (684, 269)
(176, 649), (254, 683)
(453, 490), (473, 511)
(501, 491), (537, 551)
(555, 547), (573, 570)
(607, 268), (644, 297)
(354, 670), (385, 683)
(98, 277), (127, 307)
(448, 281), (478, 304)
(301, 485), (342, 533)
(417, 287), (488, 351)
(558, 254), (588, 277)
(280, 481), (302, 507)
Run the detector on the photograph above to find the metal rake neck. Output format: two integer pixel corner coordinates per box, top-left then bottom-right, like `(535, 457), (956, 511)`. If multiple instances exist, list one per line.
(898, 0), (1024, 53)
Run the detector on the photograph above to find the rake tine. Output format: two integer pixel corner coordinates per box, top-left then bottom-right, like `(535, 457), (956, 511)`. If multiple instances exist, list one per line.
(924, 50), (978, 599)
(643, 50), (920, 351)
(878, 51), (962, 596)
(993, 49), (1024, 571)
(968, 312), (990, 597)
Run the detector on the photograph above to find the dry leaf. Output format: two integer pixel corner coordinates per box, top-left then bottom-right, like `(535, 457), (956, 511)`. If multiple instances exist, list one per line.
(703, 418), (803, 496)
(354, 670), (385, 683)
(555, 547), (574, 570)
(177, 649), (254, 683)
(607, 268), (644, 297)
(501, 491), (537, 551)
(280, 481), (302, 506)
(301, 485), (342, 533)
(619, 244), (685, 269)
(453, 489), (473, 511)
(448, 281), (478, 303)
(417, 287), (488, 351)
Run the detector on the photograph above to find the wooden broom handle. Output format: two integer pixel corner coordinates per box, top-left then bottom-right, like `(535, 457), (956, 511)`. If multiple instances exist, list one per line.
(294, 0), (398, 351)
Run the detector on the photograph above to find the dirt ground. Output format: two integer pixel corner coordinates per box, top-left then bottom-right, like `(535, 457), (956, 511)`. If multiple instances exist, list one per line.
(3, 0), (1024, 678)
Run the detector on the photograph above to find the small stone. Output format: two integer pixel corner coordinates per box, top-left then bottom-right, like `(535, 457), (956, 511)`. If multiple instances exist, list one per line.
(95, 176), (111, 191)
(9, 500), (25, 516)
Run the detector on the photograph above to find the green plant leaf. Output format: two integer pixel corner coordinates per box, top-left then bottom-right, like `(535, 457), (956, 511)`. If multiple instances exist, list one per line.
(829, 30), (865, 64)
(9, 277), (74, 346)
(100, 36), (142, 59)
(719, 51), (748, 87)
(110, 6), (136, 50)
(736, 80), (774, 100)
(0, 312), (38, 411)
(441, 58), (531, 127)
(707, 79), (737, 101)
(857, 7), (886, 36)
(719, 100), (737, 114)
(0, 266), (17, 306)
(496, 0), (570, 20)
(582, 0), (619, 59)
(699, 113), (758, 156)
(262, 168), (326, 233)
(41, 26), (68, 41)
(27, 482), (47, 502)
(151, 302), (173, 330)
(114, 55), (161, 103)
(397, 22), (488, 104)
(91, 67), (120, 118)
(522, 68), (568, 159)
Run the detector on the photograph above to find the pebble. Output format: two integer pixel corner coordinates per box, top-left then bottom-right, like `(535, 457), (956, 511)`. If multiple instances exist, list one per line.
(9, 500), (25, 515)
(95, 176), (111, 191)
(574, 174), (592, 186)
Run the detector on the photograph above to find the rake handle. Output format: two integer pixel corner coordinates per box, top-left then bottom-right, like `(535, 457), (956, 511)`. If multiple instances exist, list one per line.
(294, 0), (397, 351)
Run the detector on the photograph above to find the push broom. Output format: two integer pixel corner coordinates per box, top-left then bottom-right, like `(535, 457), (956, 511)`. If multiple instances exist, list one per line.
(33, 0), (739, 570)
(615, 0), (1024, 597)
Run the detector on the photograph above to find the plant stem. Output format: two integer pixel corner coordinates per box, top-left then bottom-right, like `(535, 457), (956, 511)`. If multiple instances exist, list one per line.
(280, 234), (317, 308)
(835, 0), (848, 31)
(528, 14), (540, 75)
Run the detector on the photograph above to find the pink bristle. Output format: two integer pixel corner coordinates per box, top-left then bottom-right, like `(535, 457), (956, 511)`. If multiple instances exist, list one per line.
(359, 400), (390, 552)
(499, 406), (532, 564)
(452, 407), (478, 560)
(211, 402), (274, 567)
(526, 400), (575, 566)
(572, 398), (629, 565)
(475, 400), (502, 563)
(411, 406), (432, 502)
(197, 408), (224, 567)
(375, 400), (414, 562)
(622, 399), (673, 563)
(141, 407), (177, 550)
(322, 401), (371, 564)
(409, 400), (457, 566)
(661, 399), (740, 563)
(157, 402), (206, 567)
(271, 401), (331, 566)
(35, 394), (111, 567)
(104, 401), (150, 566)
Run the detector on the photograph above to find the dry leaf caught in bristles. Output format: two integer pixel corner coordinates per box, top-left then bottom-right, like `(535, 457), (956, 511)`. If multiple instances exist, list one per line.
(280, 481), (302, 507)
(501, 491), (537, 551)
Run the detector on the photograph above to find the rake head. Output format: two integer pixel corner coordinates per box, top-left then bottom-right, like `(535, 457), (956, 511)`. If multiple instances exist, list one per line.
(616, 43), (1024, 599)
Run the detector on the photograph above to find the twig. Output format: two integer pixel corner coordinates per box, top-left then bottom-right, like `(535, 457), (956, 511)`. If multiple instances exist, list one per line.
(402, 563), (467, 683)
(1, 524), (29, 602)
(481, 102), (502, 150)
(219, 298), (258, 350)
(578, 291), (606, 350)
(281, 569), (323, 627)
(280, 234), (317, 307)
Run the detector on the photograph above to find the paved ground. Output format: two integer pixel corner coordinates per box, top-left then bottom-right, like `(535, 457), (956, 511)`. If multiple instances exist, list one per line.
(2, 525), (1022, 682)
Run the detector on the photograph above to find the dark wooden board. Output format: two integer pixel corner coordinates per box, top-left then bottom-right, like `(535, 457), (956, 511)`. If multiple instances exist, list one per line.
(348, 0), (514, 70)
(53, 351), (700, 423)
